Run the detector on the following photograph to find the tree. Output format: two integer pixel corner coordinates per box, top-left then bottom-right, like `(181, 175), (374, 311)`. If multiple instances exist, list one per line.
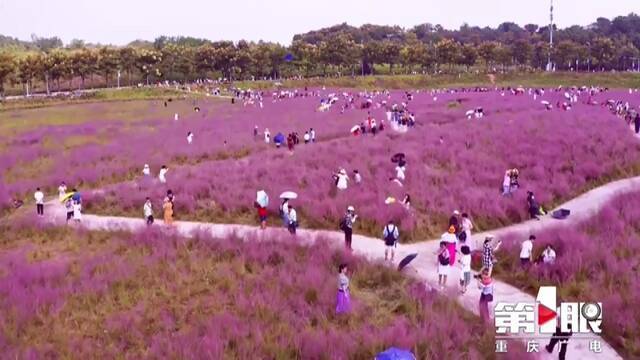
(511, 39), (533, 67)
(553, 40), (580, 70)
(459, 44), (478, 70)
(379, 40), (402, 73)
(136, 49), (162, 85)
(478, 41), (498, 70)
(47, 50), (70, 90)
(17, 54), (41, 95)
(97, 47), (120, 87)
(118, 47), (137, 85)
(435, 39), (461, 69)
(70, 48), (97, 89)
(31, 34), (63, 52)
(0, 52), (16, 97)
(591, 37), (615, 69)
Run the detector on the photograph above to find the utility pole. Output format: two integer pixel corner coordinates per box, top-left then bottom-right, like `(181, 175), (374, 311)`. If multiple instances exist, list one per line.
(547, 0), (554, 71)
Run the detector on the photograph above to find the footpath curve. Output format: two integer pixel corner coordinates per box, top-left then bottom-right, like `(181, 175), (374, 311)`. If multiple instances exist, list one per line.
(42, 175), (640, 360)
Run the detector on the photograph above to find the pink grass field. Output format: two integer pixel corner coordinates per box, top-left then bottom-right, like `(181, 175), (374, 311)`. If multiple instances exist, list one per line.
(0, 223), (532, 359)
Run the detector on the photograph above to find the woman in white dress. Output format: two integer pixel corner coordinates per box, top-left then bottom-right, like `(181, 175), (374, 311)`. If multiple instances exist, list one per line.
(158, 165), (169, 183)
(335, 169), (349, 190)
(57, 182), (67, 201)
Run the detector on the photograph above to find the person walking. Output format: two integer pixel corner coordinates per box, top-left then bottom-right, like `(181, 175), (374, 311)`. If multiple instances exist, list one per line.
(303, 131), (310, 144)
(353, 170), (362, 184)
(335, 169), (349, 190)
(144, 197), (154, 225)
(519, 235), (535, 267)
(437, 241), (450, 290)
(341, 206), (357, 250)
(142, 164), (151, 176)
(482, 236), (501, 276)
(336, 264), (351, 314)
(34, 188), (44, 216)
(310, 128), (316, 143)
(253, 125), (259, 139)
(163, 197), (174, 226)
(477, 268), (494, 322)
(383, 221), (399, 262)
(287, 206), (298, 235)
(459, 244), (472, 293)
(634, 113), (640, 134)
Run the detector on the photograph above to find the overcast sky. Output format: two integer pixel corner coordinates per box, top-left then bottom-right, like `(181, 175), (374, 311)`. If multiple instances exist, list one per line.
(0, 0), (637, 45)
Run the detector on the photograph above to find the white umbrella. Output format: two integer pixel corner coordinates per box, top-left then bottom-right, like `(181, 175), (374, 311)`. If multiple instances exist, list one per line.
(256, 190), (269, 207)
(465, 110), (475, 116)
(350, 125), (360, 133)
(541, 100), (550, 105)
(279, 191), (298, 199)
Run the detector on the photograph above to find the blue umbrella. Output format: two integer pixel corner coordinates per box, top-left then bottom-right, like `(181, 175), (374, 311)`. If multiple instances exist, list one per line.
(274, 133), (285, 144)
(284, 53), (294, 62)
(72, 192), (82, 203)
(376, 347), (415, 360)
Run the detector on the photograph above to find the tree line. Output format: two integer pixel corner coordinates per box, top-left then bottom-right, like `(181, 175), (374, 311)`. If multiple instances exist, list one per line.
(0, 13), (639, 96)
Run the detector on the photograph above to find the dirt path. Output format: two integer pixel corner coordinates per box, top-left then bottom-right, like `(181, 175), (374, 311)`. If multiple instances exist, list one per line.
(41, 174), (640, 359)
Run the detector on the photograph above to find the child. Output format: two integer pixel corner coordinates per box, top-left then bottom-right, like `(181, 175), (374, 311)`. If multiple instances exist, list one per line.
(58, 182), (67, 201)
(353, 170), (362, 184)
(187, 131), (194, 144)
(288, 206), (298, 235)
(64, 198), (74, 224)
(437, 241), (450, 290)
(459, 245), (472, 293)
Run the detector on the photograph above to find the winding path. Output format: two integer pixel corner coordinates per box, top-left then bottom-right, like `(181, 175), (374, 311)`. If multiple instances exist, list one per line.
(40, 175), (640, 360)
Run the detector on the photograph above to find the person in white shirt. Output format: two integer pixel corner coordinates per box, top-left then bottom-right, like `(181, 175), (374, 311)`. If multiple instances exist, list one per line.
(287, 206), (298, 235)
(73, 201), (82, 222)
(303, 132), (310, 144)
(335, 169), (349, 190)
(542, 244), (556, 265)
(158, 165), (169, 183)
(174, 113), (179, 121)
(264, 128), (271, 144)
(187, 132), (194, 144)
(310, 128), (316, 143)
(57, 182), (67, 201)
(458, 245), (472, 293)
(520, 235), (535, 266)
(502, 170), (511, 196)
(144, 197), (154, 225)
(34, 188), (44, 216)
(395, 165), (406, 181)
(142, 164), (151, 176)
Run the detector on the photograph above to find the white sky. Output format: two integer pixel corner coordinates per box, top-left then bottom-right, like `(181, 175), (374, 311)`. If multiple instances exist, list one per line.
(0, 0), (637, 45)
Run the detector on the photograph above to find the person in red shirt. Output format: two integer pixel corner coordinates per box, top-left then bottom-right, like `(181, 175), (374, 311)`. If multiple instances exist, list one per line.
(258, 206), (268, 229)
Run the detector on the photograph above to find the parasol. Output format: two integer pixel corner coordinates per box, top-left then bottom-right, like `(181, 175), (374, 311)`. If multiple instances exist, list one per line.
(256, 190), (269, 207)
(274, 133), (285, 144)
(350, 125), (360, 133)
(385, 197), (396, 205)
(279, 191), (298, 199)
(397, 253), (418, 271)
(391, 153), (406, 163)
(60, 192), (75, 203)
(376, 347), (416, 360)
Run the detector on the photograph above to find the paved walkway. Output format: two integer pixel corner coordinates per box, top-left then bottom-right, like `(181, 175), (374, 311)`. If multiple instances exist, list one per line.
(43, 175), (640, 360)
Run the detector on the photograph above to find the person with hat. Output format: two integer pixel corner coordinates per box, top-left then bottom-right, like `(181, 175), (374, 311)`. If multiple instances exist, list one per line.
(482, 236), (502, 276)
(441, 225), (458, 266)
(382, 221), (399, 262)
(334, 169), (350, 190)
(341, 206), (358, 250)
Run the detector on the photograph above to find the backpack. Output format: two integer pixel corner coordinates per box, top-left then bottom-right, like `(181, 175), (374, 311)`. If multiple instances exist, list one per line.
(438, 252), (450, 266)
(384, 225), (397, 242)
(339, 218), (347, 231)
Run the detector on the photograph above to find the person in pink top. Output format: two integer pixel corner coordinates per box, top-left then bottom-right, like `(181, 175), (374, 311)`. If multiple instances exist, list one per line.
(441, 225), (458, 266)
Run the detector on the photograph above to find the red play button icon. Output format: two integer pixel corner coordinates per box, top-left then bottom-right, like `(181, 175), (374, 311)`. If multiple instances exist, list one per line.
(538, 304), (557, 325)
